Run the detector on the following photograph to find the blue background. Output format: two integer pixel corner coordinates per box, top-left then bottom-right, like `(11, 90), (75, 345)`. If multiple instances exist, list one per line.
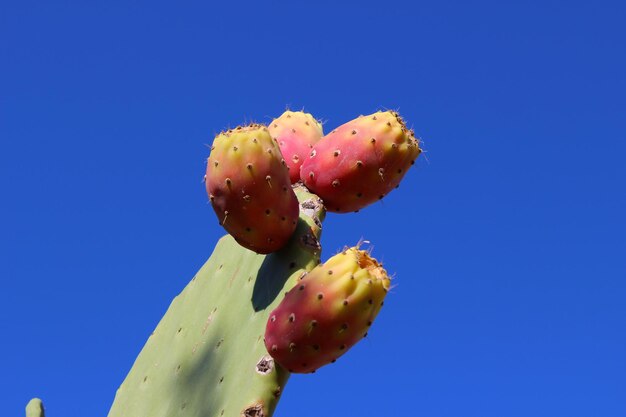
(2, 1), (625, 416)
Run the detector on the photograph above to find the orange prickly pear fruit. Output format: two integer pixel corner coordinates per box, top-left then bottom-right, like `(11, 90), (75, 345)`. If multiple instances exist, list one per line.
(269, 110), (323, 184)
(301, 111), (421, 213)
(205, 124), (299, 254)
(264, 246), (390, 373)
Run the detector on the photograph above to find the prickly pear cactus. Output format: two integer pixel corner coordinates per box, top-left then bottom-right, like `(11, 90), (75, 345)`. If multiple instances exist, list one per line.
(107, 185), (325, 417)
(26, 109), (419, 417)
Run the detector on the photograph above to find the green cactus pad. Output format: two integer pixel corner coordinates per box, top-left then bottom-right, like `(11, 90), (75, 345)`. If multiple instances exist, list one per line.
(25, 398), (45, 417)
(108, 185), (325, 417)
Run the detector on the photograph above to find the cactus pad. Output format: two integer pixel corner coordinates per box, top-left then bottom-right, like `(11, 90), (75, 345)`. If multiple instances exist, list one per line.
(108, 186), (325, 417)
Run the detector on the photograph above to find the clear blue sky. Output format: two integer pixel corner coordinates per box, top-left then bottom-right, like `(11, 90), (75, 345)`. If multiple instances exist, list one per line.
(2, 1), (625, 416)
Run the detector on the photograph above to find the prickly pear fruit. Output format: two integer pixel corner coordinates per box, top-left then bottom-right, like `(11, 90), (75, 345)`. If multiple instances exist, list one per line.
(205, 124), (299, 254)
(300, 110), (421, 213)
(264, 246), (390, 373)
(269, 110), (324, 184)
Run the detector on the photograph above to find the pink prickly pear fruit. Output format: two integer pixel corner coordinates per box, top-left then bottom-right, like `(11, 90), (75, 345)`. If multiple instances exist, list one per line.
(264, 246), (390, 373)
(268, 110), (323, 184)
(205, 124), (299, 254)
(300, 111), (421, 213)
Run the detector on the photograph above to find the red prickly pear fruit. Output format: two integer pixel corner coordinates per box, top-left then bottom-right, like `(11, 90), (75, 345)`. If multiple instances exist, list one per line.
(268, 110), (323, 184)
(300, 111), (421, 213)
(205, 124), (299, 254)
(264, 246), (390, 373)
